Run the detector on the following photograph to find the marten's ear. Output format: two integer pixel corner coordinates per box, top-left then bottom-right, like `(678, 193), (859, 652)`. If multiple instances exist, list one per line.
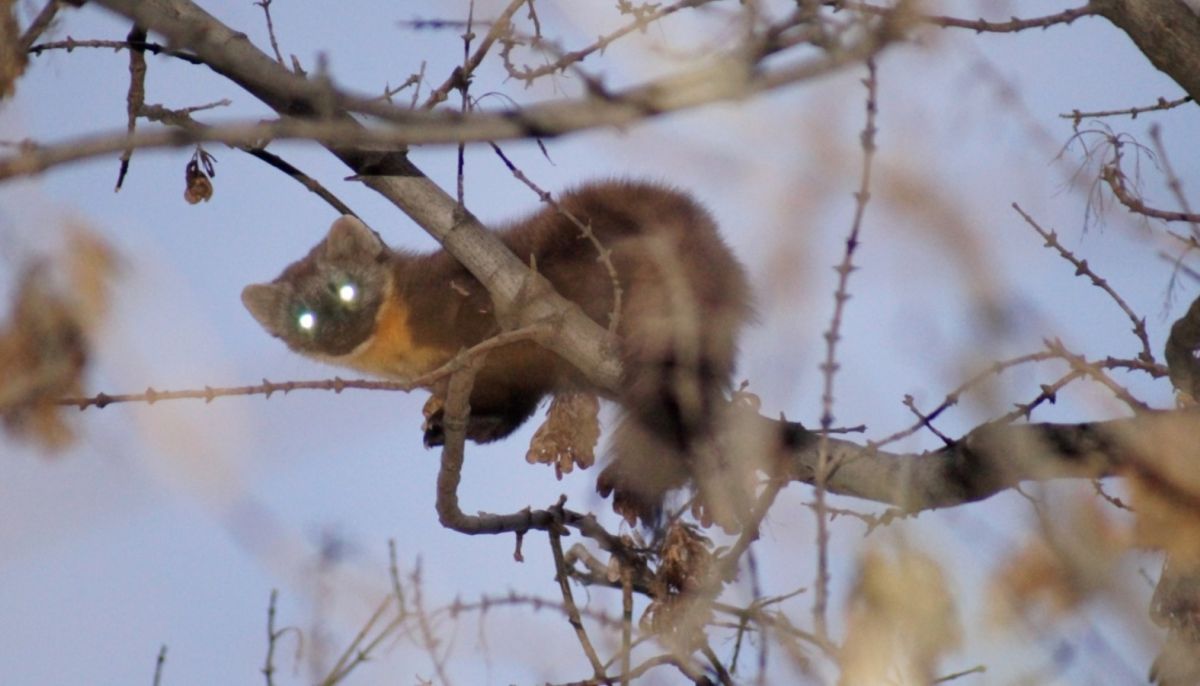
(325, 215), (384, 261)
(241, 282), (290, 336)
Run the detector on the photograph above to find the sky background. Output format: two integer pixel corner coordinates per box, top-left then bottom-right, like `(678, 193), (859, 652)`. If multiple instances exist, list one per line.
(2, 1), (1199, 684)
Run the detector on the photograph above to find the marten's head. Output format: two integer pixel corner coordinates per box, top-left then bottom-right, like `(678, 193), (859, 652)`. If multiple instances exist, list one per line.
(242, 216), (391, 357)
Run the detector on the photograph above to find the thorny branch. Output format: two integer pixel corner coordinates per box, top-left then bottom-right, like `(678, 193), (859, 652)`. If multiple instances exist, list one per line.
(152, 645), (167, 686)
(1061, 95), (1193, 125)
(27, 36), (202, 63)
(56, 325), (552, 410)
(549, 519), (611, 684)
(411, 563), (455, 686)
(499, 0), (718, 85)
(4, 3), (907, 182)
(115, 23), (146, 191)
(318, 595), (399, 686)
(828, 2), (1097, 33)
(137, 102), (354, 215)
(1148, 123), (1200, 241)
(812, 56), (878, 639)
(18, 0), (65, 52)
(488, 143), (624, 334)
(254, 0), (285, 66)
(422, 0), (528, 111)
(262, 589), (301, 686)
(1012, 202), (1155, 364)
(1103, 164), (1200, 226)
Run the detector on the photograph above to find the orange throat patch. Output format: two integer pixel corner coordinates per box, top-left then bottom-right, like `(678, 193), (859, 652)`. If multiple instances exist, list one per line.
(328, 290), (449, 382)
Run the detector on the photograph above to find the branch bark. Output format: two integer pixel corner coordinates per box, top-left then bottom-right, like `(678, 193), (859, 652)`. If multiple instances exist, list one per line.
(1093, 0), (1200, 104)
(774, 408), (1200, 512)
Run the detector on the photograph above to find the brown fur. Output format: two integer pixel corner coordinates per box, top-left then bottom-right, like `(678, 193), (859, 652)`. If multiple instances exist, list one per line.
(243, 180), (753, 526)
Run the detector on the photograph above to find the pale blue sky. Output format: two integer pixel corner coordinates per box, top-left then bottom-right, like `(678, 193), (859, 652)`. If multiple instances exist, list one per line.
(1, 2), (1196, 684)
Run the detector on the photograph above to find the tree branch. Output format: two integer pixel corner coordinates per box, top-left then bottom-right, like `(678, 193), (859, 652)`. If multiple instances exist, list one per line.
(827, 2), (1097, 33)
(1102, 164), (1200, 224)
(1093, 0), (1200, 104)
(777, 406), (1200, 513)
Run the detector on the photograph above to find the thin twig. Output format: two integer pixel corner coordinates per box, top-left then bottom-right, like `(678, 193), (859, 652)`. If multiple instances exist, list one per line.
(151, 645), (167, 686)
(488, 143), (623, 333)
(1149, 123), (1200, 241)
(3, 20), (899, 182)
(27, 37), (202, 63)
(254, 0), (286, 66)
(500, 0), (716, 85)
(1043, 337), (1150, 412)
(411, 563), (455, 686)
(115, 24), (147, 191)
(1102, 165), (1200, 225)
(136, 101), (355, 214)
(1013, 202), (1155, 364)
(388, 539), (409, 615)
(802, 500), (908, 535)
(621, 567), (633, 686)
(56, 324), (551, 410)
(830, 1), (1096, 33)
(813, 57), (878, 638)
(19, 0), (62, 52)
(1061, 95), (1192, 124)
(549, 513), (611, 684)
(455, 1), (474, 206)
(263, 589), (279, 686)
(423, 0), (528, 111)
(444, 590), (626, 629)
(318, 595), (396, 686)
(901, 394), (953, 446)
(1092, 479), (1132, 511)
(934, 664), (987, 682)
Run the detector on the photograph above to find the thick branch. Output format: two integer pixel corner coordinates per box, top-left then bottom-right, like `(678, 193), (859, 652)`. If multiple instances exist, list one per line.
(777, 408), (1200, 512)
(4, 12), (899, 180)
(1093, 0), (1200, 104)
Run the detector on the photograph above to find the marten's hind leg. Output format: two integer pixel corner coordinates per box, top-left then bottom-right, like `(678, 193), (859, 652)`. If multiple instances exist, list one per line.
(423, 387), (542, 447)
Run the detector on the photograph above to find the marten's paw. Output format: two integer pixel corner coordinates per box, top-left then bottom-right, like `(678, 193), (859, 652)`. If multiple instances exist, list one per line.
(596, 466), (661, 527)
(597, 420), (690, 527)
(421, 399), (535, 447)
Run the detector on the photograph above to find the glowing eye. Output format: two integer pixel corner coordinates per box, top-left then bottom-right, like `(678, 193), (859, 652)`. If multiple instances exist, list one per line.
(297, 311), (317, 331)
(338, 283), (357, 303)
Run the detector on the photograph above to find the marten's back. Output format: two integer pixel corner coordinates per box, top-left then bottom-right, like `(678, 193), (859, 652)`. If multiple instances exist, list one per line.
(504, 180), (751, 386)
(501, 181), (753, 525)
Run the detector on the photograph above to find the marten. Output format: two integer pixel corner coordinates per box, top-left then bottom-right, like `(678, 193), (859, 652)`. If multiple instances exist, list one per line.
(242, 180), (754, 527)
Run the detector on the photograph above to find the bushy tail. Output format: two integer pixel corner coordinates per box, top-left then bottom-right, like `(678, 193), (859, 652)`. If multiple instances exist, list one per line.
(595, 230), (753, 530)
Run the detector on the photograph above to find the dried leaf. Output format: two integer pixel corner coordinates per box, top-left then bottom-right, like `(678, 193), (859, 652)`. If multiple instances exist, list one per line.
(639, 593), (713, 655)
(0, 0), (26, 99)
(0, 230), (116, 452)
(659, 521), (713, 594)
(1131, 474), (1200, 568)
(525, 391), (600, 478)
(990, 497), (1121, 624)
(839, 548), (959, 685)
(1116, 411), (1200, 565)
(184, 159), (214, 204)
(636, 523), (717, 654)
